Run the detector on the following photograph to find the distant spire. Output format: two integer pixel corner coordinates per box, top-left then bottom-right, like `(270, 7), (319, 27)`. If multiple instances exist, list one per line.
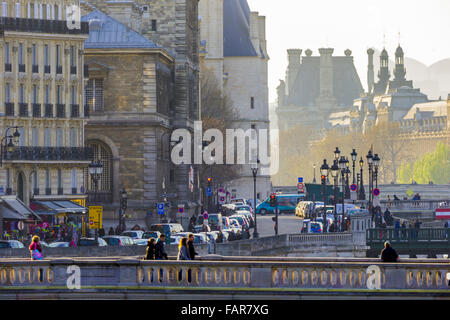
(398, 32), (401, 46)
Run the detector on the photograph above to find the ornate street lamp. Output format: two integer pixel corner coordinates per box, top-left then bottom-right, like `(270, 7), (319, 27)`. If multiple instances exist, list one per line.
(351, 149), (357, 184)
(313, 163), (316, 183)
(320, 159), (329, 233)
(344, 157), (350, 199)
(251, 159), (260, 239)
(0, 126), (20, 167)
(359, 157), (366, 200)
(373, 153), (381, 189)
(366, 150), (374, 208)
(334, 147), (341, 161)
(330, 160), (339, 232)
(89, 159), (103, 241)
(120, 188), (128, 232)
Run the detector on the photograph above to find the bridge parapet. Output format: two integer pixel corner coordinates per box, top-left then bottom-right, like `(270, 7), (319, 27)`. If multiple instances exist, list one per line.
(0, 258), (448, 295)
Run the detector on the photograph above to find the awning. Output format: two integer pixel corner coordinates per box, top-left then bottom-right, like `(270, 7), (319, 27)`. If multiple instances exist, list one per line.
(31, 200), (87, 216)
(1, 198), (41, 221)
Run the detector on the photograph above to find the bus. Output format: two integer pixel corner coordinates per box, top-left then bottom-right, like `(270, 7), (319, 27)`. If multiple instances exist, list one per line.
(256, 194), (305, 215)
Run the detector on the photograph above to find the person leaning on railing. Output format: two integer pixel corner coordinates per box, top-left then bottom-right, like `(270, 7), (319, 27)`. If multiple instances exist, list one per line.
(381, 241), (398, 262)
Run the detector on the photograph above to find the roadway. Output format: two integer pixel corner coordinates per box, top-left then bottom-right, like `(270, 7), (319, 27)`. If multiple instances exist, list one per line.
(254, 214), (302, 237)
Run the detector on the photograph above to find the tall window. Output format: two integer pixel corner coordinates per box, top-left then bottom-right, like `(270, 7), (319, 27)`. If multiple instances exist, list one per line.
(85, 79), (104, 111)
(33, 171), (38, 190)
(1, 2), (7, 17)
(4, 42), (10, 64)
(6, 168), (10, 189)
(19, 127), (24, 146)
(33, 85), (38, 103)
(56, 127), (63, 147)
(44, 127), (50, 146)
(18, 43), (23, 65)
(70, 128), (76, 147)
(5, 83), (10, 102)
(57, 169), (62, 189)
(19, 84), (24, 103)
(251, 97), (255, 109)
(70, 46), (76, 67)
(44, 45), (49, 66)
(33, 3), (38, 19)
(72, 169), (77, 189)
(56, 5), (61, 20)
(32, 127), (38, 146)
(71, 86), (76, 104)
(151, 20), (157, 31)
(32, 44), (37, 65)
(56, 85), (62, 104)
(85, 142), (112, 193)
(56, 45), (60, 67)
(45, 85), (50, 104)
(45, 168), (50, 189)
(15, 2), (20, 18)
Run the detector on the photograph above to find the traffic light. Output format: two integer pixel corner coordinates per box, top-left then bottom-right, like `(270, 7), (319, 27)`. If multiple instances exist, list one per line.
(270, 193), (277, 207)
(321, 175), (326, 181)
(207, 177), (212, 183)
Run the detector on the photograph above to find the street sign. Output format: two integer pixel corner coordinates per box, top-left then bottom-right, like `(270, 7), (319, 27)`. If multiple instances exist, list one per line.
(157, 203), (165, 215)
(298, 177), (303, 183)
(203, 211), (209, 220)
(88, 206), (103, 229)
(206, 187), (212, 196)
(350, 184), (358, 192)
(373, 188), (380, 196)
(178, 207), (184, 214)
(297, 182), (304, 190)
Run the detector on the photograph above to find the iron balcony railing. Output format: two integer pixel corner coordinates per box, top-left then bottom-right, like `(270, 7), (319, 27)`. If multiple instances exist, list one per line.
(5, 63), (12, 72)
(44, 65), (50, 74)
(32, 103), (41, 117)
(33, 188), (39, 196)
(44, 104), (53, 117)
(0, 17), (89, 35)
(6, 188), (12, 195)
(32, 65), (39, 73)
(19, 103), (28, 117)
(5, 147), (94, 162)
(5, 102), (14, 116)
(72, 188), (77, 195)
(56, 65), (62, 74)
(58, 188), (63, 195)
(70, 104), (79, 118)
(70, 66), (77, 75)
(45, 188), (51, 195)
(87, 191), (113, 204)
(18, 64), (25, 72)
(56, 104), (65, 118)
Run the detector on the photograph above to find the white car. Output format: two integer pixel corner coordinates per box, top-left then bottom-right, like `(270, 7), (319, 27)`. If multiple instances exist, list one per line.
(121, 230), (145, 240)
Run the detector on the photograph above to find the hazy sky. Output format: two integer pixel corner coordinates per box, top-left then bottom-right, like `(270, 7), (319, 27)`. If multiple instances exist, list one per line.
(246, 0), (450, 103)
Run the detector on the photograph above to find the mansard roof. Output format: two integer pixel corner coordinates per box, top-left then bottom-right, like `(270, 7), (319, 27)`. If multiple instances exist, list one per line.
(223, 0), (257, 57)
(82, 10), (162, 49)
(287, 55), (364, 107)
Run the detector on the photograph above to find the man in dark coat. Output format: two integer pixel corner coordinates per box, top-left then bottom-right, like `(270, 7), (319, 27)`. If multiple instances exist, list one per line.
(187, 233), (198, 260)
(381, 241), (398, 262)
(155, 234), (168, 260)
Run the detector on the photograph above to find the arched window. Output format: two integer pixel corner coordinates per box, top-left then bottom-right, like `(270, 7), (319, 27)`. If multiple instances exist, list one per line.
(85, 141), (112, 194)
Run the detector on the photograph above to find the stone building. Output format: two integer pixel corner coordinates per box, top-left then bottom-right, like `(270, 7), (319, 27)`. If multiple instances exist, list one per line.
(0, 1), (90, 232)
(80, 0), (201, 229)
(199, 0), (271, 201)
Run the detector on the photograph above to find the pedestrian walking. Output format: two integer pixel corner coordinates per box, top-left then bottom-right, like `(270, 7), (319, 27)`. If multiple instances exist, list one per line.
(187, 234), (198, 260)
(144, 238), (156, 260)
(29, 235), (43, 260)
(394, 220), (400, 240)
(69, 237), (77, 248)
(177, 237), (190, 260)
(381, 241), (399, 262)
(155, 234), (168, 260)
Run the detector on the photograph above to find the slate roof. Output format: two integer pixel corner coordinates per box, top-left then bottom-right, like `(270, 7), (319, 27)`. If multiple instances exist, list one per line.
(287, 56), (364, 107)
(223, 0), (257, 57)
(403, 100), (447, 120)
(81, 10), (162, 49)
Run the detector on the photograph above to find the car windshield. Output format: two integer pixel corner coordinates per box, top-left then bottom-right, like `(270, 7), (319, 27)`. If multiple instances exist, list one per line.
(0, 242), (9, 248)
(143, 232), (159, 238)
(79, 239), (95, 246)
(104, 238), (120, 245)
(122, 232), (136, 237)
(237, 206), (250, 211)
(150, 225), (170, 234)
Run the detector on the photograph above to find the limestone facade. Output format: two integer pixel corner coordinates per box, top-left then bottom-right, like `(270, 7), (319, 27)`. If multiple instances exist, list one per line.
(0, 0), (90, 206)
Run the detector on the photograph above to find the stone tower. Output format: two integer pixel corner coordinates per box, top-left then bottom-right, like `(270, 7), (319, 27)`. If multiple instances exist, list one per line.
(316, 48), (336, 113)
(286, 49), (302, 96)
(393, 45), (406, 81)
(378, 48), (390, 85)
(367, 48), (375, 94)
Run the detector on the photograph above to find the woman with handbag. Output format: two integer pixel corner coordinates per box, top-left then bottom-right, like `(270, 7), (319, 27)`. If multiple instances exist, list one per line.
(29, 235), (43, 260)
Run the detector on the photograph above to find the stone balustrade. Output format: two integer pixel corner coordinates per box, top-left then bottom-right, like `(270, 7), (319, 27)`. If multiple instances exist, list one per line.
(380, 199), (447, 211)
(0, 257), (448, 295)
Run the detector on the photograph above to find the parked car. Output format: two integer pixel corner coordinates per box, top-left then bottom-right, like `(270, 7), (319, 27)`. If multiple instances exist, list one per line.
(230, 215), (250, 230)
(134, 239), (150, 246)
(142, 231), (161, 240)
(168, 235), (183, 245)
(78, 237), (108, 247)
(121, 230), (145, 240)
(235, 210), (254, 227)
(208, 213), (223, 231)
(40, 241), (49, 247)
(234, 205), (253, 214)
(220, 230), (230, 242)
(149, 223), (184, 244)
(301, 219), (323, 233)
(48, 241), (70, 248)
(193, 224), (210, 233)
(102, 236), (134, 246)
(193, 233), (208, 244)
(0, 240), (25, 248)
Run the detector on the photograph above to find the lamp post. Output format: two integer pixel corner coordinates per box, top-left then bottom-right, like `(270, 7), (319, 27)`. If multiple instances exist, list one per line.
(366, 150), (374, 208)
(313, 163), (316, 183)
(251, 159), (260, 239)
(120, 189), (128, 232)
(351, 149), (357, 184)
(359, 157), (366, 200)
(373, 153), (380, 189)
(89, 160), (103, 241)
(330, 160), (339, 232)
(0, 126), (20, 167)
(338, 156), (346, 231)
(344, 157), (350, 199)
(320, 159), (329, 233)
